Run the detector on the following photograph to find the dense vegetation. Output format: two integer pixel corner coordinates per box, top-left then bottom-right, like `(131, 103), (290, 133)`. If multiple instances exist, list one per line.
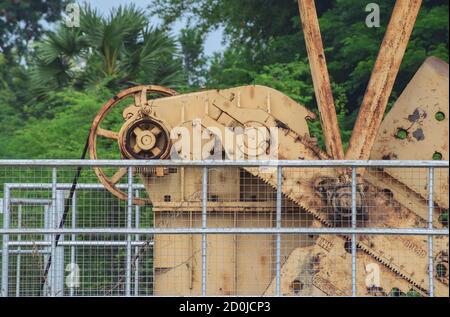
(0, 0), (448, 297)
(0, 0), (448, 158)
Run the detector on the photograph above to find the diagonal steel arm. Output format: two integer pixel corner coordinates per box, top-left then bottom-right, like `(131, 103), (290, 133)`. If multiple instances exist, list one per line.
(345, 0), (423, 160)
(298, 0), (344, 160)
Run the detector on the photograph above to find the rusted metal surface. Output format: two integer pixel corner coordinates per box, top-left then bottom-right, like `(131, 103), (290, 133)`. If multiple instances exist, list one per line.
(89, 84), (317, 204)
(298, 0), (344, 160)
(88, 81), (448, 295)
(345, 0), (423, 161)
(86, 0), (446, 295)
(139, 85), (315, 295)
(88, 85), (177, 205)
(264, 231), (431, 296)
(370, 57), (449, 209)
(244, 136), (448, 295)
(90, 84), (317, 295)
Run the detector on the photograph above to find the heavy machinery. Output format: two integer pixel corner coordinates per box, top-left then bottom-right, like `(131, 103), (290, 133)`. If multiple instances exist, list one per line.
(87, 0), (448, 296)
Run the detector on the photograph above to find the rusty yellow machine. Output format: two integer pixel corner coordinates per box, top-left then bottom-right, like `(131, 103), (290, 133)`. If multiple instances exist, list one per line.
(87, 1), (448, 296)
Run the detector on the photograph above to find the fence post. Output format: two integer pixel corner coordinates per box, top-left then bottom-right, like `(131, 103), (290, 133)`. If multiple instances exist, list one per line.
(428, 167), (434, 297)
(48, 168), (58, 296)
(275, 166), (282, 296)
(43, 204), (50, 295)
(351, 167), (357, 297)
(134, 189), (140, 296)
(70, 191), (77, 297)
(53, 190), (66, 296)
(202, 167), (208, 296)
(1, 185), (10, 297)
(15, 205), (22, 297)
(125, 167), (133, 296)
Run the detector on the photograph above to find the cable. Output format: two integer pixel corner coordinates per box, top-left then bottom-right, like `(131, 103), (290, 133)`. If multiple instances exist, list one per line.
(39, 133), (90, 295)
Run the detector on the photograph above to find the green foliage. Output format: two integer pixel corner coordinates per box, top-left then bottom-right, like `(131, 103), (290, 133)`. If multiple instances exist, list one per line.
(179, 28), (207, 86)
(0, 88), (113, 159)
(389, 287), (403, 297)
(0, 1), (448, 159)
(152, 0), (448, 153)
(251, 61), (351, 150)
(151, 0), (299, 43)
(30, 4), (185, 97)
(155, 0), (449, 114)
(389, 287), (423, 297)
(439, 210), (448, 226)
(207, 49), (254, 88)
(0, 0), (68, 62)
(0, 53), (31, 133)
(405, 289), (422, 297)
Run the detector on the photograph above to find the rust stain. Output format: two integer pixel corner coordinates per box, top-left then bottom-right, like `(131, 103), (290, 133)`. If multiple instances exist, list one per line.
(274, 119), (290, 130)
(249, 86), (255, 99)
(260, 255), (268, 266)
(221, 272), (232, 295)
(345, 1), (422, 160)
(382, 153), (398, 160)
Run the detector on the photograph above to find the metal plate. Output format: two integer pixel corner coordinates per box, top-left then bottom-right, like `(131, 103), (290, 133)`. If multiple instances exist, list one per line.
(370, 57), (449, 209)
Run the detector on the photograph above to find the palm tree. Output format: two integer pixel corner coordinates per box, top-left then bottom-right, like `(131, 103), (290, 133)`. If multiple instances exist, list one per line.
(31, 4), (184, 96)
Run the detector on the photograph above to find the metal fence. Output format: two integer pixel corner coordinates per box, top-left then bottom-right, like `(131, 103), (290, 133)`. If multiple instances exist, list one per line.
(0, 160), (448, 297)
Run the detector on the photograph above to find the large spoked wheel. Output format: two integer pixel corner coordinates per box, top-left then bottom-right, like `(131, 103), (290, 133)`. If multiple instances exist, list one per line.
(88, 85), (177, 205)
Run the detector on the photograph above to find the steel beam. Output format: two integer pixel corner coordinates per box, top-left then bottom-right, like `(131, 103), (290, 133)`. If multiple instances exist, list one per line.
(298, 0), (344, 159)
(345, 0), (423, 160)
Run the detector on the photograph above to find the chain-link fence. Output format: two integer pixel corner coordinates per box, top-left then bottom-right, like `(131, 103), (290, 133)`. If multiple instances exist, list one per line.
(0, 160), (448, 297)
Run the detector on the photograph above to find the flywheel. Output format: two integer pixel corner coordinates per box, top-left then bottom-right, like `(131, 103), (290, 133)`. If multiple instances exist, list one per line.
(88, 85), (177, 205)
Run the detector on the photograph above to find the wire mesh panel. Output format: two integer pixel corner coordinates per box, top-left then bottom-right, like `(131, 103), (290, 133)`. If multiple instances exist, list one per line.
(0, 160), (448, 297)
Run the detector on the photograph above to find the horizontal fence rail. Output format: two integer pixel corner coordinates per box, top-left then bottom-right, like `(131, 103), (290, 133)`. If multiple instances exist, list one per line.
(0, 228), (448, 235)
(0, 159), (448, 167)
(0, 160), (448, 297)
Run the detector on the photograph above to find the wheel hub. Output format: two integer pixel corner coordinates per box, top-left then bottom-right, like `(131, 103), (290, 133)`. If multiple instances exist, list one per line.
(120, 118), (171, 160)
(135, 129), (157, 151)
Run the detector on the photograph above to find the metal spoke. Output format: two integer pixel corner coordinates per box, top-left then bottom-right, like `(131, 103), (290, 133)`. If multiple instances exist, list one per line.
(134, 88), (148, 107)
(110, 167), (128, 185)
(133, 144), (142, 154)
(133, 127), (144, 137)
(151, 126), (162, 136)
(97, 128), (118, 140)
(151, 146), (161, 156)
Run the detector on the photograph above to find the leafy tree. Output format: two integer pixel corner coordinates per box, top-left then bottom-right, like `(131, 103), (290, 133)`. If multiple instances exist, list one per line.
(207, 48), (255, 88)
(30, 4), (185, 97)
(179, 28), (207, 86)
(0, 52), (31, 121)
(319, 0), (449, 110)
(0, 88), (113, 159)
(153, 0), (448, 115)
(0, 0), (68, 63)
(252, 61), (351, 150)
(0, 1), (448, 160)
(151, 0), (300, 42)
(151, 0), (334, 68)
(0, 54), (21, 134)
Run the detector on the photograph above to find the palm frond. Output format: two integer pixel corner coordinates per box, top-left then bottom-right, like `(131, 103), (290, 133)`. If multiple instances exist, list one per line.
(30, 3), (186, 93)
(37, 25), (85, 64)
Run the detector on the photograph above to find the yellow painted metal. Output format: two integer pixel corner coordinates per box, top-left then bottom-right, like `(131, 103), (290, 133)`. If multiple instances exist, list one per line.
(298, 0), (344, 159)
(346, 0), (423, 161)
(370, 57), (449, 210)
